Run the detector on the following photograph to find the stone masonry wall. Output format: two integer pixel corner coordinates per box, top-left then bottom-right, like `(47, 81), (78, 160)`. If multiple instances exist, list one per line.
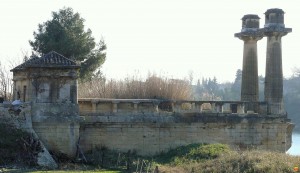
(0, 99), (293, 159)
(79, 113), (293, 156)
(0, 103), (57, 168)
(33, 122), (80, 156)
(31, 103), (81, 157)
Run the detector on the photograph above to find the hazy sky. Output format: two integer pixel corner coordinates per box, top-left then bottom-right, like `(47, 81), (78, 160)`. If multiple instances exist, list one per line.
(0, 0), (298, 83)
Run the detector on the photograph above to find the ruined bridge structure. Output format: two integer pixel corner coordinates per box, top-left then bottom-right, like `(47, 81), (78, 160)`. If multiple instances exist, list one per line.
(1, 8), (294, 161)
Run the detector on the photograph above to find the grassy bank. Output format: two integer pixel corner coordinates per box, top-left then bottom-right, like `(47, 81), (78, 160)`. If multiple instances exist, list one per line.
(158, 149), (300, 173)
(2, 143), (300, 173)
(0, 124), (299, 173)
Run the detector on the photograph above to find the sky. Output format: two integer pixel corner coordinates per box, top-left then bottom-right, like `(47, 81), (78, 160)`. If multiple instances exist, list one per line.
(0, 0), (299, 83)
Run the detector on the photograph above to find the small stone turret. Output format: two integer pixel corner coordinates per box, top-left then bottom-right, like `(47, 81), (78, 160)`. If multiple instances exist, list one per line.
(263, 8), (292, 114)
(235, 14), (263, 112)
(11, 51), (81, 157)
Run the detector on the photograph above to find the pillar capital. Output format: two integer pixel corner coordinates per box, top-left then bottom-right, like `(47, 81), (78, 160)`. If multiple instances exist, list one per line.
(235, 30), (264, 41)
(263, 28), (291, 37)
(235, 14), (264, 41)
(263, 8), (292, 37)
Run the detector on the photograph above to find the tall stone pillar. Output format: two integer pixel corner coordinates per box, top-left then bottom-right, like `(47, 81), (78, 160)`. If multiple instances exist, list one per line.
(235, 15), (263, 112)
(263, 8), (292, 114)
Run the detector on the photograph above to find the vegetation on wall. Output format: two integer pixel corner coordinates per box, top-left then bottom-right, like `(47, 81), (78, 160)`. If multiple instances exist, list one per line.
(284, 69), (300, 132)
(0, 62), (12, 101)
(0, 123), (42, 166)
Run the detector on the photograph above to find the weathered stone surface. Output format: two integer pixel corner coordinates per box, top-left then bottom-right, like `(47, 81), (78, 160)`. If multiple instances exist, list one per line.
(0, 103), (58, 169)
(263, 8), (292, 114)
(10, 51), (81, 158)
(79, 112), (293, 156)
(4, 9), (294, 161)
(33, 122), (80, 157)
(235, 14), (263, 113)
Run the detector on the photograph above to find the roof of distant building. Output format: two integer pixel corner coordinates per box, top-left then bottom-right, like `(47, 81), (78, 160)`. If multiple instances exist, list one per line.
(11, 51), (80, 71)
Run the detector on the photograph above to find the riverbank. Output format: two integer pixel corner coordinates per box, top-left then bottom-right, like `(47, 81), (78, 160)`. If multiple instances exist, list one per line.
(2, 143), (300, 173)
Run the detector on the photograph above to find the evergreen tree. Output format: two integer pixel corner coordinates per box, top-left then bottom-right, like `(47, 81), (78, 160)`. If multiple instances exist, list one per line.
(231, 69), (242, 100)
(29, 7), (106, 80)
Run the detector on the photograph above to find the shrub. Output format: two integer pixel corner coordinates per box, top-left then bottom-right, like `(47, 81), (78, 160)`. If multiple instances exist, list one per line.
(0, 123), (42, 166)
(183, 150), (300, 173)
(154, 143), (230, 165)
(78, 73), (192, 100)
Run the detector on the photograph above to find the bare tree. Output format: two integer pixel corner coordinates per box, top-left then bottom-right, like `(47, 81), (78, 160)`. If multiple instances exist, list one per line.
(292, 67), (300, 77)
(0, 62), (12, 101)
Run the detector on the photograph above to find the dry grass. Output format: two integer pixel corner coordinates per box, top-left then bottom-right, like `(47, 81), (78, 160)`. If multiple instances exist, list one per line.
(79, 73), (192, 100)
(2, 143), (300, 173)
(160, 150), (300, 173)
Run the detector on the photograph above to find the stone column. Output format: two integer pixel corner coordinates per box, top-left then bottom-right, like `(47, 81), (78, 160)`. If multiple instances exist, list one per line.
(153, 101), (159, 113)
(112, 101), (119, 113)
(91, 100), (97, 113)
(263, 8), (292, 114)
(211, 103), (216, 113)
(237, 103), (245, 114)
(194, 102), (202, 113)
(235, 14), (263, 112)
(133, 101), (139, 113)
(174, 102), (181, 113)
(216, 103), (223, 113)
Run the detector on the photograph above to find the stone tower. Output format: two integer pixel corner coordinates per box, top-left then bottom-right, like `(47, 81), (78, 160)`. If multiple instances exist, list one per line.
(11, 51), (81, 157)
(263, 8), (292, 114)
(235, 14), (263, 112)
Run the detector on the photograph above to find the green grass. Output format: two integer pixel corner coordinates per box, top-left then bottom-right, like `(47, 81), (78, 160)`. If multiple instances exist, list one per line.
(159, 150), (300, 173)
(1, 139), (300, 173)
(154, 143), (230, 165)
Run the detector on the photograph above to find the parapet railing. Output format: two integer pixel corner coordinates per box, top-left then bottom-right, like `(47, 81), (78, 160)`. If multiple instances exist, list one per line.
(78, 98), (268, 115)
